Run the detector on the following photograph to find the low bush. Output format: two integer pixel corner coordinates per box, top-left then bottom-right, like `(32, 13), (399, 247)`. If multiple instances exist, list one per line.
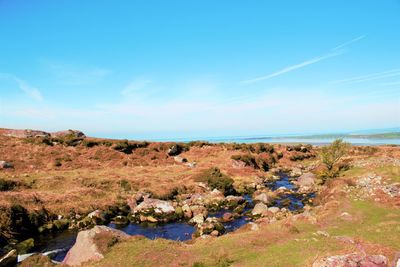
(289, 152), (315, 161)
(195, 167), (235, 195)
(0, 178), (17, 191)
(231, 153), (275, 171)
(113, 140), (149, 154)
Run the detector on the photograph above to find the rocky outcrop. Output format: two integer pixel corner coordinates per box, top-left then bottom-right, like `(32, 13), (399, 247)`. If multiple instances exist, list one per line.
(62, 226), (129, 266)
(131, 198), (176, 222)
(1, 129), (50, 138)
(312, 253), (388, 267)
(184, 189), (225, 210)
(167, 144), (183, 156)
(50, 130), (86, 139)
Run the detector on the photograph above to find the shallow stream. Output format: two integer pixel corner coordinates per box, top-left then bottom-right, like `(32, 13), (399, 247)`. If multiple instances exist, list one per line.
(28, 173), (314, 262)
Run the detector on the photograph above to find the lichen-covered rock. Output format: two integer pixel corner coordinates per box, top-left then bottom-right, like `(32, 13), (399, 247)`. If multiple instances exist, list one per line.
(296, 172), (316, 187)
(131, 198), (176, 222)
(189, 214), (205, 225)
(15, 238), (35, 254)
(194, 217), (225, 237)
(62, 226), (129, 266)
(190, 205), (208, 218)
(181, 204), (192, 219)
(312, 253), (388, 267)
(185, 189), (225, 210)
(51, 130), (86, 139)
(251, 203), (269, 216)
(225, 195), (245, 208)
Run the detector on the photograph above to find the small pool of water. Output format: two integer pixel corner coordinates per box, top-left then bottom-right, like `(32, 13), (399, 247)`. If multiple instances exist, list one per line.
(109, 222), (195, 241)
(266, 173), (315, 211)
(30, 230), (78, 262)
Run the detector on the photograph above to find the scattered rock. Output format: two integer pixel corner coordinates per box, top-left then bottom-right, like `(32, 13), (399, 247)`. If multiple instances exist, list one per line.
(251, 203), (269, 216)
(220, 212), (234, 223)
(248, 222), (259, 231)
(210, 230), (219, 237)
(312, 253), (388, 267)
(267, 207), (280, 214)
(290, 168), (303, 177)
(19, 254), (55, 267)
(225, 195), (245, 208)
(0, 161), (14, 169)
(253, 192), (270, 204)
(190, 214), (205, 225)
(195, 217), (225, 237)
(392, 252), (400, 267)
(190, 205), (208, 218)
(181, 204), (193, 219)
(167, 144), (183, 156)
(174, 156), (188, 163)
(15, 238), (35, 254)
(0, 249), (17, 267)
(132, 198), (175, 222)
(315, 230), (330, 237)
(63, 226), (129, 266)
(296, 172), (316, 187)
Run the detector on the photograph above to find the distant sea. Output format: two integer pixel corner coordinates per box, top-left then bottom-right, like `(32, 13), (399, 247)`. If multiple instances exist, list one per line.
(148, 135), (400, 146)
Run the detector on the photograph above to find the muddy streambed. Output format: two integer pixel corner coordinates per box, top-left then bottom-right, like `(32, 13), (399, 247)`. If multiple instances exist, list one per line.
(25, 173), (314, 262)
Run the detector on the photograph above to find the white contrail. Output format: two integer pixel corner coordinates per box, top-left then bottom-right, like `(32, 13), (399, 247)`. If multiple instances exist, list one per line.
(332, 35), (366, 51)
(331, 69), (400, 85)
(241, 50), (344, 84)
(241, 35), (365, 84)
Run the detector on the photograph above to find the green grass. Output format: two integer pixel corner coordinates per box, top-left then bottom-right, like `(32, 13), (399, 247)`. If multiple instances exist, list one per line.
(327, 200), (400, 249)
(376, 165), (400, 183)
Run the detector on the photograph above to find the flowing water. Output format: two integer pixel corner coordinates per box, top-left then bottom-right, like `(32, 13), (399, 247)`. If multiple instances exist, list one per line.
(28, 173), (314, 262)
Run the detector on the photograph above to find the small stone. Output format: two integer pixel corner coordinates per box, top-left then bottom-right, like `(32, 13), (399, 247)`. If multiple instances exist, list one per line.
(210, 230), (219, 237)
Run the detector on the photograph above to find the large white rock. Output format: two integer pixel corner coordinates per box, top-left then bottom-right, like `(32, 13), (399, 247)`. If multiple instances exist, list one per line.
(62, 226), (129, 266)
(133, 198), (175, 214)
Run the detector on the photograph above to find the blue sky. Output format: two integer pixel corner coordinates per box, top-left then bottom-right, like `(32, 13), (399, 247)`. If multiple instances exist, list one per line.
(0, 0), (399, 139)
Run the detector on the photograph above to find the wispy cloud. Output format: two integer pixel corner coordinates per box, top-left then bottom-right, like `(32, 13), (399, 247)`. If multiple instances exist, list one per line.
(331, 69), (400, 85)
(45, 62), (111, 86)
(0, 73), (43, 101)
(121, 79), (152, 96)
(241, 35), (365, 84)
(14, 78), (43, 101)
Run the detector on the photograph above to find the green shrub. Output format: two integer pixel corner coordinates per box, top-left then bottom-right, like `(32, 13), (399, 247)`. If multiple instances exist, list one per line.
(113, 140), (149, 154)
(231, 153), (275, 171)
(319, 139), (350, 180)
(81, 140), (100, 148)
(187, 141), (212, 148)
(0, 178), (16, 191)
(195, 167), (235, 195)
(231, 154), (257, 168)
(119, 179), (131, 192)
